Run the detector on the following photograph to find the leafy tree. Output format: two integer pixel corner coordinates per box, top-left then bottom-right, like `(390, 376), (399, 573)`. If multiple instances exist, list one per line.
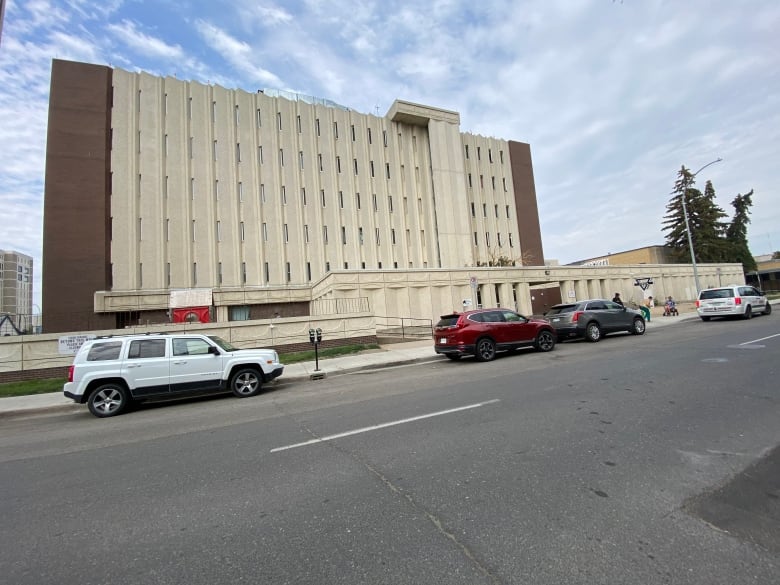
(725, 190), (757, 272)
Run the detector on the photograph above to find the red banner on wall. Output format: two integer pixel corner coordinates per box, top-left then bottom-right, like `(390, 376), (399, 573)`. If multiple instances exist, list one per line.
(172, 306), (211, 323)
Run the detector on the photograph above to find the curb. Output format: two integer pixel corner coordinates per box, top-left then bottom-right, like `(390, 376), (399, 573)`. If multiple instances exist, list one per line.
(0, 355), (446, 420)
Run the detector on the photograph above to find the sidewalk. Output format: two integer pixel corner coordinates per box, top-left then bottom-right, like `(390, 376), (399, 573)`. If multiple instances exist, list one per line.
(0, 309), (701, 419)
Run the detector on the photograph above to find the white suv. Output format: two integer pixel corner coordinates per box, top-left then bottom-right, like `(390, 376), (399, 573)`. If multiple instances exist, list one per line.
(696, 285), (772, 321)
(64, 333), (284, 417)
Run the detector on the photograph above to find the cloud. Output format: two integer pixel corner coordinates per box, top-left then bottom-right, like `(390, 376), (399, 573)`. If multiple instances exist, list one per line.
(194, 19), (283, 87)
(106, 20), (186, 60)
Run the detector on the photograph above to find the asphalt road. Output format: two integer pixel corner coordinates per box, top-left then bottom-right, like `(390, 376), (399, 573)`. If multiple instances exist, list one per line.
(1, 317), (778, 584)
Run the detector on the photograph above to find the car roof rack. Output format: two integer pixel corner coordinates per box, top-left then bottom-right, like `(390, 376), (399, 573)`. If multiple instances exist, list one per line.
(95, 332), (170, 339)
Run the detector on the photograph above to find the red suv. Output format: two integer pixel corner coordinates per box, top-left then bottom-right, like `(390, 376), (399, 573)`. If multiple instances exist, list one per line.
(434, 308), (556, 362)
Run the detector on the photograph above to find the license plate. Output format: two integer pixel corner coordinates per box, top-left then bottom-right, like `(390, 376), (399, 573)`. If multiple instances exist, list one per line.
(439, 337), (447, 344)
(552, 318), (560, 322)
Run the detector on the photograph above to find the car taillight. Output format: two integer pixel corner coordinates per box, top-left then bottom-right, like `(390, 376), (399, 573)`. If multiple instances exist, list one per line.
(735, 297), (742, 305)
(695, 300), (701, 308)
(67, 365), (74, 383)
(572, 311), (583, 322)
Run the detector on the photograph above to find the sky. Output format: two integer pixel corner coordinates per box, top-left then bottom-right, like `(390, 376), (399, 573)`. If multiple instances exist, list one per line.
(1, 0), (778, 308)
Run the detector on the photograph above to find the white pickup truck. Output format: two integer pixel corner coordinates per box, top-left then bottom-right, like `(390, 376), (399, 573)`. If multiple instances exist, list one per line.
(64, 333), (284, 417)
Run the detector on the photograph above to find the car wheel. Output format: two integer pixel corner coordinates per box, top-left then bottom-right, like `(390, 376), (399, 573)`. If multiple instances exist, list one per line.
(230, 368), (263, 397)
(700, 316), (711, 322)
(87, 383), (130, 418)
(765, 303), (772, 316)
(631, 318), (646, 335)
(445, 354), (462, 361)
(585, 322), (602, 342)
(475, 338), (497, 362)
(743, 305), (752, 320)
(534, 330), (555, 352)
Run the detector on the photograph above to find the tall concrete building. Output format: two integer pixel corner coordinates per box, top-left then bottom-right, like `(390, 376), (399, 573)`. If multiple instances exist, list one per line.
(42, 59), (545, 333)
(0, 250), (33, 318)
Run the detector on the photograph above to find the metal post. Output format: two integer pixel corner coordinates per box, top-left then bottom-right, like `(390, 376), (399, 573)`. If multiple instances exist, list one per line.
(680, 158), (722, 295)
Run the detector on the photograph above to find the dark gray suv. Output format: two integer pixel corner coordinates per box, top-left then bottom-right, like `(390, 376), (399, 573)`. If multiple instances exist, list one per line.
(544, 299), (646, 342)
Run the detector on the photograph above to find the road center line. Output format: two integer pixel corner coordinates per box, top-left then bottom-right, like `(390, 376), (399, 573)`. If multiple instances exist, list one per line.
(739, 333), (780, 346)
(270, 399), (501, 453)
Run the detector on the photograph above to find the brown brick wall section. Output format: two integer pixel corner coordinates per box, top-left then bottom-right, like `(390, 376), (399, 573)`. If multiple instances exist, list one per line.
(508, 141), (545, 266)
(42, 59), (115, 334)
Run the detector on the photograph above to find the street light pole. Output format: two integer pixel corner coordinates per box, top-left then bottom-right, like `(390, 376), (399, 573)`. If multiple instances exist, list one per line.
(679, 157), (722, 294)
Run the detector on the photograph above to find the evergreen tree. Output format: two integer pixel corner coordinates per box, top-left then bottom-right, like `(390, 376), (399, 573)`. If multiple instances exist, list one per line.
(662, 166), (695, 263)
(662, 167), (728, 263)
(692, 180), (729, 262)
(725, 190), (757, 272)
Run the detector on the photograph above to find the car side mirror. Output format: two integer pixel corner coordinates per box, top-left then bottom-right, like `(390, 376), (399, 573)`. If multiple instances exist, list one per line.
(208, 346), (220, 355)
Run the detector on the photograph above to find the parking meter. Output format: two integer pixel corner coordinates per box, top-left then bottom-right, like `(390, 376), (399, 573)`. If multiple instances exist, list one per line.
(316, 328), (322, 342)
(308, 328), (315, 343)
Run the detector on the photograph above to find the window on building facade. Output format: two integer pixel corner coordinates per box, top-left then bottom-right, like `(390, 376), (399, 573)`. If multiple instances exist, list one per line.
(341, 226), (347, 245)
(262, 223), (268, 241)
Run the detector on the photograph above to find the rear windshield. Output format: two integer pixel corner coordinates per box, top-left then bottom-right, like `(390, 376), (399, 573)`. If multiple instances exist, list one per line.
(436, 315), (461, 327)
(699, 289), (735, 300)
(546, 305), (577, 316)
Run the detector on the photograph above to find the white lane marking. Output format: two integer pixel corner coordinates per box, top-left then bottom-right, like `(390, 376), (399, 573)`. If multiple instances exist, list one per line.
(270, 399), (501, 453)
(738, 333), (780, 346)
